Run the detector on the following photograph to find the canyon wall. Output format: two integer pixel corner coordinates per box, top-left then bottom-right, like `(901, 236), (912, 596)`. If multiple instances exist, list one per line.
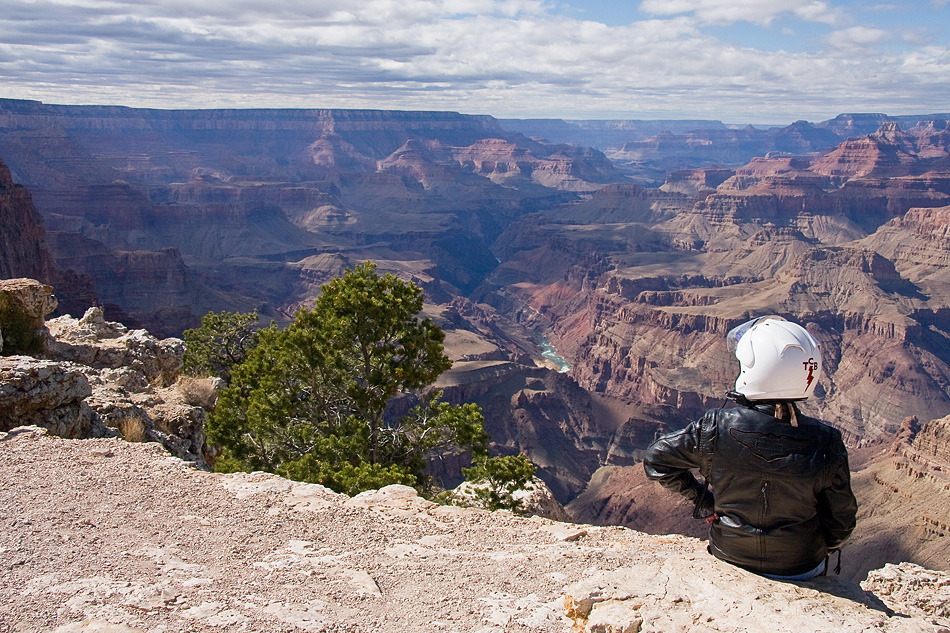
(492, 121), (950, 450)
(0, 157), (95, 316)
(0, 99), (620, 330)
(4, 101), (950, 538)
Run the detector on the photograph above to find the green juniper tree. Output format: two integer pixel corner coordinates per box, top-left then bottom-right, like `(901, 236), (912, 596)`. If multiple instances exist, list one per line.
(205, 261), (502, 496)
(182, 309), (261, 384)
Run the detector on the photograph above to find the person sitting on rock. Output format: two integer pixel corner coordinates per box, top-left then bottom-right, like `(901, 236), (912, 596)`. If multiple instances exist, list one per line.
(643, 316), (858, 581)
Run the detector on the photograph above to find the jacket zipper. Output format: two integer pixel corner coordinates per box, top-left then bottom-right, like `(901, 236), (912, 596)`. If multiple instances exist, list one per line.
(760, 480), (771, 562)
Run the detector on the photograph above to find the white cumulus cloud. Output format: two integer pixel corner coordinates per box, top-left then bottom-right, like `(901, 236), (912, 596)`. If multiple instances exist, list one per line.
(828, 25), (890, 49)
(0, 0), (947, 122)
(638, 0), (840, 25)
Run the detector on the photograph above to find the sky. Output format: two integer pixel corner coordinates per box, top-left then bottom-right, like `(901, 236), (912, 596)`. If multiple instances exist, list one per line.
(0, 0), (948, 124)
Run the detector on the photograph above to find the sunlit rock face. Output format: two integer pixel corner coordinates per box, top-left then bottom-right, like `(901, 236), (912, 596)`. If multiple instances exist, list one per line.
(485, 121), (950, 452)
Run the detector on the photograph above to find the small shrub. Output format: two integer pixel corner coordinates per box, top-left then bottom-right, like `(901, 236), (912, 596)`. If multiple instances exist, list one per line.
(176, 375), (221, 411)
(461, 453), (537, 514)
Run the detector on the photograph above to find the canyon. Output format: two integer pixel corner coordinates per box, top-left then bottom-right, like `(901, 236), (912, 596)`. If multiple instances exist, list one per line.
(2, 278), (949, 631)
(3, 99), (950, 583)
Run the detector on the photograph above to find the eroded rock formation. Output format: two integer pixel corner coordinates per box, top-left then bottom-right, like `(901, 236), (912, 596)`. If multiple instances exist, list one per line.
(0, 159), (95, 316)
(0, 280), (209, 466)
(0, 99), (621, 330)
(845, 415), (950, 580)
(493, 121), (950, 451)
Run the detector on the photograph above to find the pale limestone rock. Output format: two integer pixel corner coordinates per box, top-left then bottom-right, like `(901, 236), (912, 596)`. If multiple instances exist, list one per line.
(346, 484), (437, 515)
(181, 602), (249, 626)
(262, 602), (331, 632)
(52, 620), (146, 633)
(341, 568), (382, 597)
(585, 600), (643, 633)
(0, 356), (94, 437)
(47, 307), (184, 387)
(218, 471), (343, 506)
(450, 474), (573, 521)
(862, 562), (950, 619)
(562, 541), (948, 633)
(5, 431), (950, 633)
(0, 313), (206, 459)
(33, 306), (209, 466)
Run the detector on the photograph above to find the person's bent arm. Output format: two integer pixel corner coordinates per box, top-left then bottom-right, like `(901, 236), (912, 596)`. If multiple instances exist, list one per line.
(817, 437), (858, 549)
(643, 420), (708, 506)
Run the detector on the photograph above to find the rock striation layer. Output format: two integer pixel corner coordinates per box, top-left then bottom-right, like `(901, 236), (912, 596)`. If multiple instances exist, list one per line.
(491, 121), (950, 449)
(845, 415), (950, 580)
(0, 160), (95, 316)
(0, 99), (621, 331)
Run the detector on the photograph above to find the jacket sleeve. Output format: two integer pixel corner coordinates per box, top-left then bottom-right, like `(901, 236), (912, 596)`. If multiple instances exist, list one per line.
(642, 417), (708, 504)
(817, 433), (858, 550)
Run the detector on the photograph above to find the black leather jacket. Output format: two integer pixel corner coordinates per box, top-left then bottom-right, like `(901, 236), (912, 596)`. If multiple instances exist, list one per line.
(643, 400), (857, 576)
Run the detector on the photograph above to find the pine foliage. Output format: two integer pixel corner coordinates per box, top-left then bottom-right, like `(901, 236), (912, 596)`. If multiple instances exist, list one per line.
(205, 261), (494, 496)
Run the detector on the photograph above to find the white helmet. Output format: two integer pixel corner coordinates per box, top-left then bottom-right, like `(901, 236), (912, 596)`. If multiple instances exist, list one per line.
(727, 316), (821, 400)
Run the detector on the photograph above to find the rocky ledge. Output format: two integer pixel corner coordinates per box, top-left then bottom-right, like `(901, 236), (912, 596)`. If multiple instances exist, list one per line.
(1, 426), (947, 633)
(0, 278), (210, 467)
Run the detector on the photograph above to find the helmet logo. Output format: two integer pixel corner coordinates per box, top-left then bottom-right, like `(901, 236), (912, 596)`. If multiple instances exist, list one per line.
(803, 357), (818, 389)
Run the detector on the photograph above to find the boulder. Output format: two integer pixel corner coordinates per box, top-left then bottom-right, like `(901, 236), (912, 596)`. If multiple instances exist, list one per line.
(0, 278), (56, 354)
(0, 355), (94, 437)
(862, 563), (950, 619)
(449, 474), (573, 521)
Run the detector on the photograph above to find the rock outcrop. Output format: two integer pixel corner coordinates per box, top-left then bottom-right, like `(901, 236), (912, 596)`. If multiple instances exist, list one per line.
(0, 280), (209, 466)
(0, 356), (94, 437)
(2, 427), (947, 633)
(845, 415), (950, 580)
(0, 277), (57, 354)
(862, 563), (950, 620)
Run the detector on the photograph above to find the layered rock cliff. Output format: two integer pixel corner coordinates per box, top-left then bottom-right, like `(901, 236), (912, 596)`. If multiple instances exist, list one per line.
(845, 414), (950, 581)
(0, 99), (621, 328)
(0, 157), (54, 281)
(490, 121), (950, 451)
(0, 157), (95, 316)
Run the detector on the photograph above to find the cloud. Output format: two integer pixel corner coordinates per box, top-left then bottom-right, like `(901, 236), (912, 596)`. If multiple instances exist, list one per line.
(828, 25), (890, 49)
(637, 0), (840, 25)
(0, 0), (947, 122)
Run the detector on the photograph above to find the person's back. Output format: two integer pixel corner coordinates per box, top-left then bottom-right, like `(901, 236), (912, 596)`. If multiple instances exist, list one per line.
(643, 316), (857, 580)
